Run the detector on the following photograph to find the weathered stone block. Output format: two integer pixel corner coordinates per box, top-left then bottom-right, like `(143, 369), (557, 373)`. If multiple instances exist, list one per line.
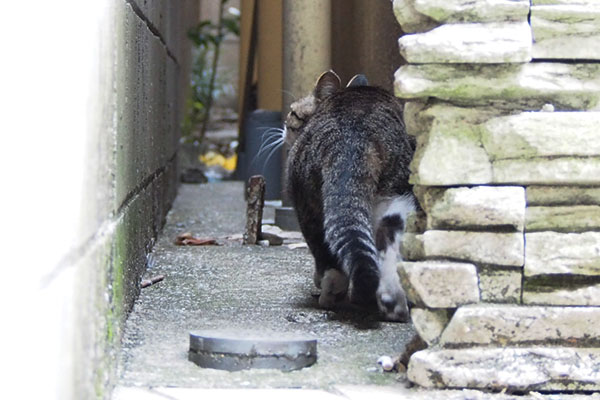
(405, 210), (427, 234)
(399, 22), (531, 64)
(534, 0), (599, 4)
(527, 186), (600, 206)
(482, 112), (600, 160)
(526, 206), (600, 232)
(404, 101), (502, 136)
(395, 63), (600, 110)
(421, 231), (524, 267)
(493, 157), (600, 185)
(402, 101), (430, 137)
(400, 233), (425, 261)
(477, 266), (522, 303)
(414, 0), (530, 23)
(410, 127), (493, 186)
(408, 347), (600, 391)
(531, 3), (600, 60)
(525, 232), (600, 276)
(415, 186), (525, 231)
(410, 308), (450, 346)
(407, 103), (498, 185)
(440, 305), (600, 347)
(393, 0), (439, 33)
(523, 283), (600, 306)
(398, 261), (480, 308)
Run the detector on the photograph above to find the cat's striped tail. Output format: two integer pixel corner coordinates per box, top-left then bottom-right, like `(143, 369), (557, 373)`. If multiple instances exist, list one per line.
(321, 156), (381, 307)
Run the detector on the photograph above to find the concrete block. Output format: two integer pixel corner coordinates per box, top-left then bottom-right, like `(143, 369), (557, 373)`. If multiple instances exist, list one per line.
(395, 63), (600, 111)
(166, 57), (180, 161)
(416, 186), (525, 231)
(115, 2), (172, 209)
(131, 0), (167, 37)
(398, 261), (480, 308)
(440, 305), (600, 347)
(399, 22), (531, 64)
(73, 226), (115, 399)
(408, 347), (600, 391)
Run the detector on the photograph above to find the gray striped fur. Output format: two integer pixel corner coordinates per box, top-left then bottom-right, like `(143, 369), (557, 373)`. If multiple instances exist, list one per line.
(285, 71), (415, 321)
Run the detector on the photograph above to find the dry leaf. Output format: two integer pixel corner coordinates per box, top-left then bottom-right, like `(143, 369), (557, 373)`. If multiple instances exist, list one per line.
(175, 232), (218, 246)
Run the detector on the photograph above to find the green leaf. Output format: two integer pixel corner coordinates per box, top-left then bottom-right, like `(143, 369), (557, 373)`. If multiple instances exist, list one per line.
(222, 17), (240, 36)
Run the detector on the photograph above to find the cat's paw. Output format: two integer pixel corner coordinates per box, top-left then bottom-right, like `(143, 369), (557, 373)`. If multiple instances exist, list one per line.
(376, 283), (409, 322)
(318, 269), (349, 308)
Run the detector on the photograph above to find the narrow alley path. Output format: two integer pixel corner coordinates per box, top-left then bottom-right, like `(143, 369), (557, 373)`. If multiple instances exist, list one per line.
(114, 182), (415, 397)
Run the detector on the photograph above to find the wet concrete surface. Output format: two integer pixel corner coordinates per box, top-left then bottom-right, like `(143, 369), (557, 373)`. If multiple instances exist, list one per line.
(116, 182), (415, 391)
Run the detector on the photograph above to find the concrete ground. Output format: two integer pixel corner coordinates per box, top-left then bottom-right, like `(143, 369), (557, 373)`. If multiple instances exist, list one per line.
(113, 182), (593, 400)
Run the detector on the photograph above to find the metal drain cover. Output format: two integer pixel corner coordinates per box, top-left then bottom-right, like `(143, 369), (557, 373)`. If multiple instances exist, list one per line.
(188, 330), (317, 372)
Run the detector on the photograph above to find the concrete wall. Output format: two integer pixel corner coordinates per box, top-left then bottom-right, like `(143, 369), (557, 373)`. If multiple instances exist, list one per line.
(80, 2), (199, 398)
(2, 1), (198, 399)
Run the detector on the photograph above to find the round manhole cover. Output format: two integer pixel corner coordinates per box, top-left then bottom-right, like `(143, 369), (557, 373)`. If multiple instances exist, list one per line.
(188, 330), (317, 372)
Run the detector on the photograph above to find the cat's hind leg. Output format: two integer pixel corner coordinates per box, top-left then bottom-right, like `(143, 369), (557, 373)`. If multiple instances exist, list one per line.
(373, 194), (416, 321)
(318, 268), (349, 308)
(295, 202), (349, 308)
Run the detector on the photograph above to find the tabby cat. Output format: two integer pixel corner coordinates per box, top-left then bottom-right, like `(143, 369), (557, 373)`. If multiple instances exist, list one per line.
(285, 71), (416, 321)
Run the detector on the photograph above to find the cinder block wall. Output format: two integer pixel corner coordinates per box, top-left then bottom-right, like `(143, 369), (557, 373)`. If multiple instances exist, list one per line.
(69, 1), (198, 399)
(393, 0), (600, 392)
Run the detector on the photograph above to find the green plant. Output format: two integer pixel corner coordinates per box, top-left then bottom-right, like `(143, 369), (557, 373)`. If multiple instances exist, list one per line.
(183, 0), (240, 143)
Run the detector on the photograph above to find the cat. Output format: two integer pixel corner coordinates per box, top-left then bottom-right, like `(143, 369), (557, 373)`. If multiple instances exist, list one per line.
(285, 70), (416, 321)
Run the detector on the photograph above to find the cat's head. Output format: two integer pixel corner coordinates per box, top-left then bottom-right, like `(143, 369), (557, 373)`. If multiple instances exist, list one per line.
(284, 70), (368, 145)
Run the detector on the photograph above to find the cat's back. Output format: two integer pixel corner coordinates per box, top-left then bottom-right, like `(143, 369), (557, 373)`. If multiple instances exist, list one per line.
(297, 85), (410, 163)
(308, 85), (404, 130)
(291, 84), (413, 196)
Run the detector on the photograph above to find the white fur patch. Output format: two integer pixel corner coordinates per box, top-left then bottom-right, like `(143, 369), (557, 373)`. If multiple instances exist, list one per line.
(373, 194), (415, 321)
(372, 194), (416, 227)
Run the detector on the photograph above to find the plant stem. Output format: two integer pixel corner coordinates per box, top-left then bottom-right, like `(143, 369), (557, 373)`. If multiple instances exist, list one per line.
(198, 0), (226, 145)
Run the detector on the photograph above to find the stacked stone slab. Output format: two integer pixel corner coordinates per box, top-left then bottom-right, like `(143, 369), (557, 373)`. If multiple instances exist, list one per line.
(393, 0), (600, 392)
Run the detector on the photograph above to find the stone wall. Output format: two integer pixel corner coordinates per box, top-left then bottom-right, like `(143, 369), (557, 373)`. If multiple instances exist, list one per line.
(393, 0), (600, 392)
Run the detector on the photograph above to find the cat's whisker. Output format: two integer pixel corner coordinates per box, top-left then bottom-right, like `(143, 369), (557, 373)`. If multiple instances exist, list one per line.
(260, 137), (284, 170)
(250, 129), (285, 169)
(256, 131), (283, 154)
(255, 137), (284, 162)
(254, 140), (281, 162)
(258, 127), (285, 143)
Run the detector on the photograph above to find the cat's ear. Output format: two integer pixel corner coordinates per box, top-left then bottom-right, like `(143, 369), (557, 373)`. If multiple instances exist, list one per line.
(314, 70), (341, 100)
(347, 74), (368, 87)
